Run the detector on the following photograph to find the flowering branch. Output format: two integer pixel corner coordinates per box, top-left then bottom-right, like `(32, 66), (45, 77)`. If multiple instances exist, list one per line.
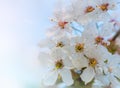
(39, 0), (120, 88)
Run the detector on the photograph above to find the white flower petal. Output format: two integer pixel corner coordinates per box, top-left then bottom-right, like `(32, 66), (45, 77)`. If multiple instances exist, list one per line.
(39, 39), (55, 48)
(71, 55), (88, 69)
(39, 52), (53, 68)
(51, 48), (67, 60)
(113, 67), (120, 79)
(82, 23), (98, 41)
(100, 22), (114, 37)
(110, 75), (120, 88)
(70, 36), (83, 45)
(95, 75), (110, 86)
(63, 58), (73, 69)
(66, 46), (76, 55)
(80, 67), (95, 85)
(60, 68), (73, 86)
(43, 70), (58, 86)
(56, 35), (70, 46)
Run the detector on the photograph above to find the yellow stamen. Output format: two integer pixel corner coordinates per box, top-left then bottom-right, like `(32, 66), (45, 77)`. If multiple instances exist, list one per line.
(99, 3), (109, 11)
(75, 43), (84, 53)
(55, 60), (64, 69)
(56, 42), (64, 47)
(85, 6), (95, 13)
(95, 36), (104, 44)
(89, 58), (97, 67)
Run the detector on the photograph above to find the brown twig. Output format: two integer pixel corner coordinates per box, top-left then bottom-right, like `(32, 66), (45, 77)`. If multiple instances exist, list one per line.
(112, 29), (120, 41)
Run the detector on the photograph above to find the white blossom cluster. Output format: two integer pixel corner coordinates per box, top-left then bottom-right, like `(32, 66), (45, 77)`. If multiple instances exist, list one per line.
(39, 0), (120, 88)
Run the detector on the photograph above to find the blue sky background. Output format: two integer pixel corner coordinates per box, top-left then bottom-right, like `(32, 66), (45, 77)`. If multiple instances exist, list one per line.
(0, 0), (56, 88)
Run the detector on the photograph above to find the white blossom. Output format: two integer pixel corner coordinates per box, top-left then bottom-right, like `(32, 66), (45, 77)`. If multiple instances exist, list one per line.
(80, 45), (111, 84)
(47, 8), (74, 37)
(39, 48), (74, 86)
(39, 0), (120, 87)
(39, 35), (70, 50)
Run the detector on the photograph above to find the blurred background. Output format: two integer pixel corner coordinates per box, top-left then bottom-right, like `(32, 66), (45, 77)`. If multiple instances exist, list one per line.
(0, 0), (56, 88)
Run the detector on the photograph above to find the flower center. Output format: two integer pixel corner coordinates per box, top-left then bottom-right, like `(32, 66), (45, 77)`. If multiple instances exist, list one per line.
(75, 43), (84, 53)
(99, 3), (109, 11)
(56, 42), (64, 47)
(85, 6), (95, 13)
(55, 60), (64, 69)
(89, 58), (97, 67)
(58, 21), (68, 29)
(95, 36), (104, 44)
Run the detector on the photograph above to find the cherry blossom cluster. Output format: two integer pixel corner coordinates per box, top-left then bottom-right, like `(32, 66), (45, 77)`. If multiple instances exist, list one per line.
(39, 0), (120, 88)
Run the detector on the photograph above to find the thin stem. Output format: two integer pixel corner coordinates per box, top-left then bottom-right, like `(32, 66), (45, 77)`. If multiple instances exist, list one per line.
(112, 29), (120, 41)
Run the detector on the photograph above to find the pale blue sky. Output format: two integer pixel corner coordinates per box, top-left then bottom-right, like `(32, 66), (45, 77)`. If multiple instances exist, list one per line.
(0, 0), (56, 88)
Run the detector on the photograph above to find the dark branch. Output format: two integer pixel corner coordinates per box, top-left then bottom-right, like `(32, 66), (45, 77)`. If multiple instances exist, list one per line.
(112, 29), (120, 41)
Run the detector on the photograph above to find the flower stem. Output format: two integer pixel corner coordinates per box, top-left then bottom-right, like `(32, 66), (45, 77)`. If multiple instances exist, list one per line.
(111, 29), (120, 41)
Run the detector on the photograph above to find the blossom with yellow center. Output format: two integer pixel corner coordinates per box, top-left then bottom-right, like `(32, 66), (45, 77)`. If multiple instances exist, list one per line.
(55, 59), (64, 69)
(56, 42), (64, 47)
(89, 58), (97, 67)
(99, 3), (109, 11)
(40, 52), (74, 86)
(75, 43), (84, 53)
(85, 6), (95, 13)
(58, 21), (68, 29)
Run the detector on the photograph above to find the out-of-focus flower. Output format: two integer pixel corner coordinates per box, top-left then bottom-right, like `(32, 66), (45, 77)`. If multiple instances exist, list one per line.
(47, 9), (74, 37)
(39, 48), (74, 86)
